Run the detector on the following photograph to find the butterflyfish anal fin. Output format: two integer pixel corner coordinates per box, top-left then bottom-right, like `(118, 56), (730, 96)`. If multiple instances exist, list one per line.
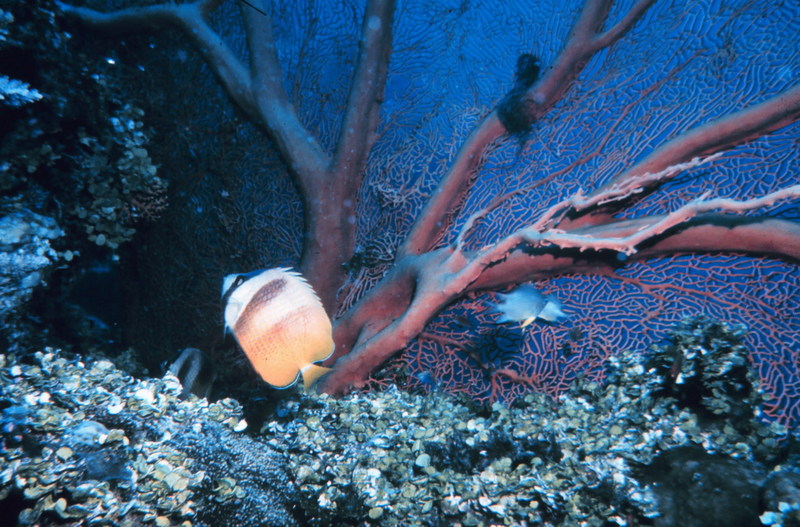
(301, 363), (332, 391)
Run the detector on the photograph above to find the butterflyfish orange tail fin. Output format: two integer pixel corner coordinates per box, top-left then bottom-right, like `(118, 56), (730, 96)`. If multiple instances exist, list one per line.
(300, 363), (332, 391)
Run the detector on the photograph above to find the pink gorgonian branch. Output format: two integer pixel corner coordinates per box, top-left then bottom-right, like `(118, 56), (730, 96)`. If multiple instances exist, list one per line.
(324, 80), (800, 395)
(59, 0), (397, 310)
(521, 185), (800, 255)
(57, 0), (329, 181)
(565, 83), (800, 228)
(399, 0), (657, 258)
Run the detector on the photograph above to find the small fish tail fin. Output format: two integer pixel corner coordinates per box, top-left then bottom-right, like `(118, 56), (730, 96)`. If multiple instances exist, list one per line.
(300, 363), (332, 391)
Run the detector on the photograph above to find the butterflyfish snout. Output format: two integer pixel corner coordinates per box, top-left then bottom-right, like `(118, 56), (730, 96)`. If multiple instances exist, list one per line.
(493, 284), (569, 327)
(222, 268), (333, 390)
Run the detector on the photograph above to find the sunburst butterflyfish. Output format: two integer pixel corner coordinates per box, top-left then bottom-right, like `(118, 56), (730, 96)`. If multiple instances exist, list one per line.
(493, 284), (569, 327)
(222, 268), (333, 390)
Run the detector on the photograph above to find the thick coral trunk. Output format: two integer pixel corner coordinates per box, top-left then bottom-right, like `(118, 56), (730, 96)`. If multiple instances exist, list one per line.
(300, 179), (357, 313)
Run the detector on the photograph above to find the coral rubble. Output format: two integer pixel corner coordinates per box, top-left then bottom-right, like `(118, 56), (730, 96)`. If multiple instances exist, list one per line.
(1, 317), (797, 526)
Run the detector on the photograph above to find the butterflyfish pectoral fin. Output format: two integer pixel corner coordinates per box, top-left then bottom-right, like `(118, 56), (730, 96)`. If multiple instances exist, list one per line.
(300, 363), (332, 391)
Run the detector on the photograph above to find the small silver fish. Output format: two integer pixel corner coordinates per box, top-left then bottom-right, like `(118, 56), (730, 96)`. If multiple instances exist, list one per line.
(492, 284), (569, 327)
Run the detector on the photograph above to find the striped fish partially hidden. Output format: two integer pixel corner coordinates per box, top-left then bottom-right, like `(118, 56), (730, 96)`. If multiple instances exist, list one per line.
(222, 268), (333, 390)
